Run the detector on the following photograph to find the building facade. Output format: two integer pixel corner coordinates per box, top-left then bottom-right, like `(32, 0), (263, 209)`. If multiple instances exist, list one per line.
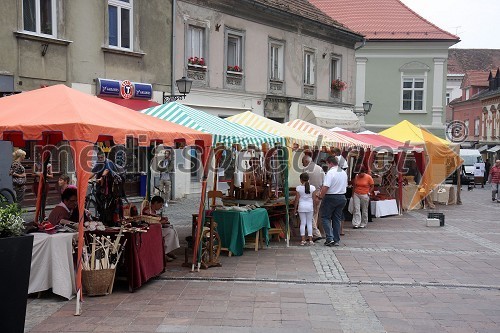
(0, 0), (175, 199)
(173, 0), (363, 127)
(480, 70), (500, 161)
(310, 0), (459, 137)
(450, 71), (490, 146)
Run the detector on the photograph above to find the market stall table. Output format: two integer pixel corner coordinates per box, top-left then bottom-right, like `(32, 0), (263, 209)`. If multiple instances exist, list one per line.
(87, 223), (165, 291)
(370, 199), (399, 217)
(402, 184), (423, 210)
(212, 208), (271, 256)
(29, 232), (76, 300)
(430, 184), (456, 205)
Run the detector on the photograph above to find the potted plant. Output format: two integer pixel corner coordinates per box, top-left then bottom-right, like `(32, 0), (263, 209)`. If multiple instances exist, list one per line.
(331, 78), (346, 92)
(187, 57), (207, 70)
(227, 65), (243, 74)
(0, 204), (33, 333)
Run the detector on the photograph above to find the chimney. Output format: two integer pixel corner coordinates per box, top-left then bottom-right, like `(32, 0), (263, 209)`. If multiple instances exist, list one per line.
(488, 71), (495, 90)
(495, 68), (500, 90)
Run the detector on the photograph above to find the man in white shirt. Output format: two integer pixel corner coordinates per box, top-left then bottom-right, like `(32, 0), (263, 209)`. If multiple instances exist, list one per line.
(302, 155), (325, 241)
(332, 147), (349, 170)
(316, 155), (348, 246)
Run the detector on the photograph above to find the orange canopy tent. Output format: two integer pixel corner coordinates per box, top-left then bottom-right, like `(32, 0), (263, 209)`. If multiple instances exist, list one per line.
(0, 85), (212, 313)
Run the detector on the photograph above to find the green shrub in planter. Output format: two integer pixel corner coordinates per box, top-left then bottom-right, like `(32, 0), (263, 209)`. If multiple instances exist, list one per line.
(0, 203), (33, 333)
(0, 204), (25, 238)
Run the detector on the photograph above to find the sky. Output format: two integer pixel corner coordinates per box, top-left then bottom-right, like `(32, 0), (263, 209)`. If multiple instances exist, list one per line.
(400, 0), (500, 49)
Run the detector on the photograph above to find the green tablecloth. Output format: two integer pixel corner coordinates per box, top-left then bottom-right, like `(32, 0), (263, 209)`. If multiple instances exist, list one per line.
(212, 208), (270, 256)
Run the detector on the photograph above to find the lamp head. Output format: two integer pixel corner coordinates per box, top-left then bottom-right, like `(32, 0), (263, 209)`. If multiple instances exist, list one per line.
(362, 101), (372, 114)
(175, 76), (193, 95)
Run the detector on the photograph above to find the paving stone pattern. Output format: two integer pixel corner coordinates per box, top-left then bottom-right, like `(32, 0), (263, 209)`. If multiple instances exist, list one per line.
(25, 188), (500, 332)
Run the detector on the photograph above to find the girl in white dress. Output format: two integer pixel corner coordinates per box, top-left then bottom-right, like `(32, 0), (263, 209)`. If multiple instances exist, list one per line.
(293, 173), (316, 245)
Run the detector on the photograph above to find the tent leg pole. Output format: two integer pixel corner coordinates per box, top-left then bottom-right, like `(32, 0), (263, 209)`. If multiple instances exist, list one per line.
(75, 291), (81, 316)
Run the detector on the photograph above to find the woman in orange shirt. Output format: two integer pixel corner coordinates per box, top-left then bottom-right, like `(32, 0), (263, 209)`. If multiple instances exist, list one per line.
(352, 167), (374, 229)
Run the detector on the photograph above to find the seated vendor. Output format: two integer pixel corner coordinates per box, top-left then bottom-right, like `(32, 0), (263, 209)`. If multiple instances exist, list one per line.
(142, 196), (180, 262)
(47, 187), (78, 226)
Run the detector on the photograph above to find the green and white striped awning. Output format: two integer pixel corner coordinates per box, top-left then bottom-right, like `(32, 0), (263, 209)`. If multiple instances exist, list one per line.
(141, 102), (285, 148)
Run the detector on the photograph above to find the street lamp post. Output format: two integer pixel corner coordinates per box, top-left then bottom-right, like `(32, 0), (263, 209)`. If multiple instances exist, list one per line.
(355, 101), (373, 128)
(162, 76), (193, 104)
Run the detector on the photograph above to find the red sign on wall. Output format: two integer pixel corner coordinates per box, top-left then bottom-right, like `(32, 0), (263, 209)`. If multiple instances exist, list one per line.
(120, 80), (134, 99)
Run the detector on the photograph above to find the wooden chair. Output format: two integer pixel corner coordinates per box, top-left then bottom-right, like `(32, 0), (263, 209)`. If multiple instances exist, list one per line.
(207, 190), (223, 209)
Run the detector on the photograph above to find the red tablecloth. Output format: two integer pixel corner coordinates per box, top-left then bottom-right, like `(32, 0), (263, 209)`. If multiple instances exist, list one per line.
(87, 223), (165, 291)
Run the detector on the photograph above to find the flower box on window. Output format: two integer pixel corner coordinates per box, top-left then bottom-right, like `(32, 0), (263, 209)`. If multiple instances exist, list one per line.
(188, 64), (207, 71)
(331, 79), (346, 92)
(187, 57), (207, 70)
(227, 65), (243, 74)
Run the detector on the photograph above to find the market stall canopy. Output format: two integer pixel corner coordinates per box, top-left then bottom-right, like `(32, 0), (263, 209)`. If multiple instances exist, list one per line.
(378, 120), (449, 146)
(330, 127), (349, 132)
(141, 102), (285, 148)
(226, 111), (334, 148)
(0, 85), (211, 147)
(379, 120), (462, 209)
(99, 96), (160, 111)
(358, 133), (413, 151)
(487, 145), (500, 153)
(0, 84), (212, 313)
(477, 145), (489, 153)
(297, 104), (360, 132)
(329, 127), (410, 151)
(285, 119), (371, 148)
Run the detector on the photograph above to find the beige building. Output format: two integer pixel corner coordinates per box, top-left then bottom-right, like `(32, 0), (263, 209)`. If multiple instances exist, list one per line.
(0, 0), (174, 198)
(174, 0), (363, 126)
(0, 0), (172, 100)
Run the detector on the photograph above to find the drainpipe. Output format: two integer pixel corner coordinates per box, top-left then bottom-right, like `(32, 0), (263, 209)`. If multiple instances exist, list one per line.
(354, 38), (367, 127)
(171, 0), (176, 96)
(170, 0), (177, 199)
(354, 38), (366, 51)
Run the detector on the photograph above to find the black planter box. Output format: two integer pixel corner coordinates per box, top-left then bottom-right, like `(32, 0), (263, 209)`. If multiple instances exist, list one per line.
(0, 235), (34, 333)
(428, 212), (445, 226)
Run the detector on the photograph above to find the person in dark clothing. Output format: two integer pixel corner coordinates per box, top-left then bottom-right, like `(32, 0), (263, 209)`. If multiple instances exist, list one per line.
(484, 159), (491, 185)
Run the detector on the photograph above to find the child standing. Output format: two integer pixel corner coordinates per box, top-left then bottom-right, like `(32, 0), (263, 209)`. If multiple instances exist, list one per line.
(293, 173), (316, 245)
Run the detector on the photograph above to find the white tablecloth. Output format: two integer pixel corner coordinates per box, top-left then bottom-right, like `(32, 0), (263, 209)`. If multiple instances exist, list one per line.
(29, 232), (76, 299)
(370, 199), (398, 217)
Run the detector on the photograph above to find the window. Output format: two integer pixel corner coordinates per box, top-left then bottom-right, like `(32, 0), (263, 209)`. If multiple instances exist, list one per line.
(304, 51), (315, 85)
(330, 56), (341, 81)
(108, 0), (133, 49)
(464, 119), (469, 137)
(187, 25), (204, 59)
(23, 0), (56, 36)
(446, 92), (450, 105)
(474, 118), (480, 136)
(465, 88), (470, 100)
(227, 34), (242, 70)
(402, 77), (425, 111)
(269, 42), (284, 81)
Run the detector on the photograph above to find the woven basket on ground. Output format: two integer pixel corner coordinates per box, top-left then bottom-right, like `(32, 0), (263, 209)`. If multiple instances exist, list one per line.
(82, 269), (115, 296)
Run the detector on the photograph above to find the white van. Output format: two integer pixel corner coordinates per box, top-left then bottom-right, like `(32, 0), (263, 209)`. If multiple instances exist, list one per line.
(460, 149), (483, 183)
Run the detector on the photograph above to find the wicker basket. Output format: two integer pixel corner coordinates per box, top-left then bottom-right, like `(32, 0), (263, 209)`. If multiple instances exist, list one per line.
(82, 269), (116, 296)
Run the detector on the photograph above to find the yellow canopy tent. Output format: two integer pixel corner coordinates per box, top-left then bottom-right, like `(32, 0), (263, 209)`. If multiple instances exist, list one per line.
(379, 120), (450, 146)
(379, 120), (463, 209)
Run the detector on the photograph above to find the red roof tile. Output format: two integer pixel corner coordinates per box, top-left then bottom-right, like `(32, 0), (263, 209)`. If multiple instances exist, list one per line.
(253, 0), (350, 31)
(460, 71), (491, 89)
(309, 0), (459, 41)
(448, 49), (500, 74)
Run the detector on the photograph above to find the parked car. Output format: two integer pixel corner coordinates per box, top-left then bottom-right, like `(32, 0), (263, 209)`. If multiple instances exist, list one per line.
(460, 149), (483, 184)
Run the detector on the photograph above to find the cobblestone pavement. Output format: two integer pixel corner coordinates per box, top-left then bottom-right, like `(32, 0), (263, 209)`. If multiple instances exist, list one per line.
(26, 187), (500, 332)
